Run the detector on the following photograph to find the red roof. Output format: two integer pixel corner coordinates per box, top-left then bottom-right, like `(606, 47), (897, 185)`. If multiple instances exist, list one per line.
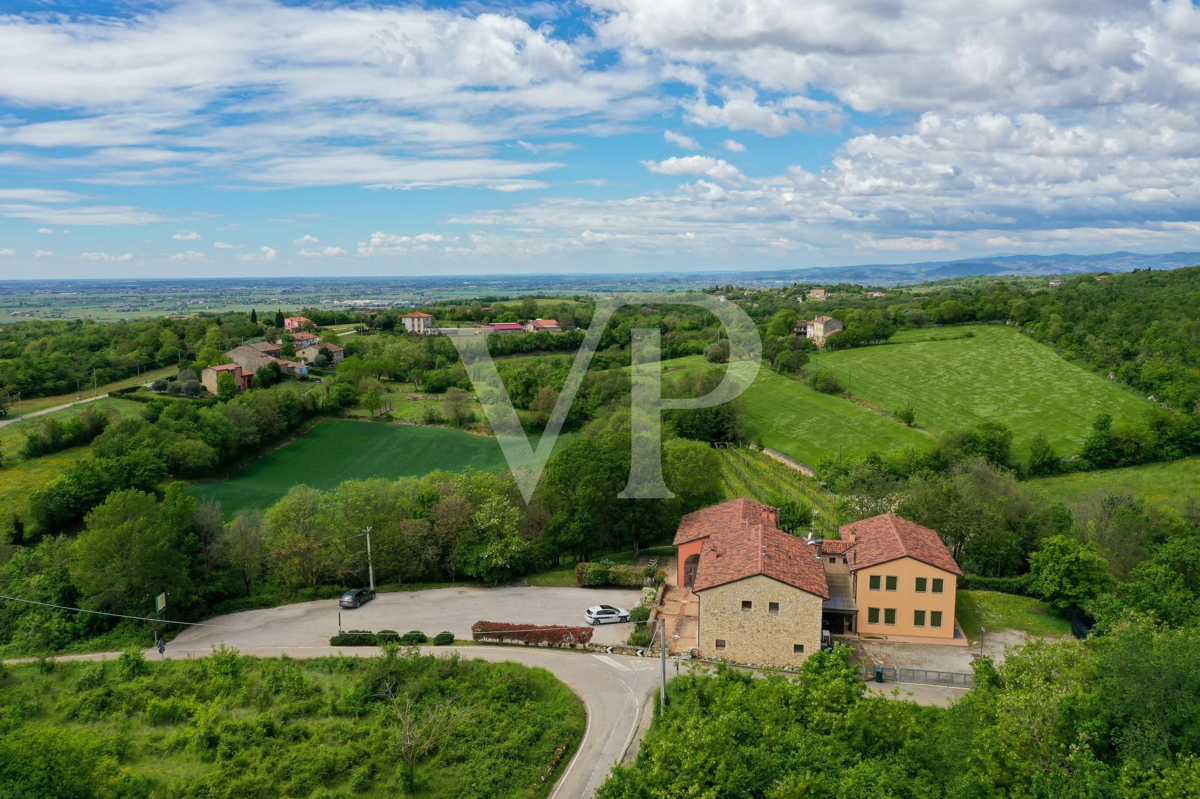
(674, 498), (829, 598)
(819, 539), (854, 555)
(402, 312), (433, 318)
(249, 341), (280, 352)
(487, 323), (524, 331)
(530, 319), (559, 328)
(815, 315), (837, 323)
(841, 513), (962, 576)
(208, 363), (242, 372)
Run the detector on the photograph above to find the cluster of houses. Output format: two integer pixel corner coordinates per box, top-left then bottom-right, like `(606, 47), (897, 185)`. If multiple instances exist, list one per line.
(400, 311), (563, 336)
(795, 315), (843, 345)
(199, 329), (344, 396)
(673, 498), (963, 668)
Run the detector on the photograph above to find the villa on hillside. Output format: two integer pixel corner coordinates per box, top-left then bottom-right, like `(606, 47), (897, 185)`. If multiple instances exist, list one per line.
(284, 316), (313, 332)
(672, 499), (964, 667)
(795, 315), (843, 345)
(807, 288), (827, 301)
(401, 311), (434, 334)
(297, 342), (344, 365)
(226, 345), (307, 377)
(201, 363), (253, 395)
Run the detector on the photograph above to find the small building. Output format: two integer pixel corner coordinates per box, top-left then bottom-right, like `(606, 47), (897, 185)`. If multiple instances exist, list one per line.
(401, 312), (434, 334)
(524, 318), (561, 332)
(297, 342), (344, 365)
(284, 316), (313, 332)
(283, 331), (321, 349)
(674, 498), (829, 667)
(201, 363), (252, 395)
(795, 316), (843, 345)
(837, 513), (963, 643)
(484, 322), (525, 334)
(226, 345), (307, 377)
(864, 291), (886, 298)
(248, 341), (282, 357)
(808, 288), (827, 301)
(1048, 280), (1062, 288)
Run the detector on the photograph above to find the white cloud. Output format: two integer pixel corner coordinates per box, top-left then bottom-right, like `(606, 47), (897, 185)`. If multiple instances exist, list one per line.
(81, 251), (133, 262)
(721, 139), (745, 152)
(37, 227), (53, 234)
(173, 231), (201, 240)
(168, 250), (206, 261)
(0, 249), (13, 256)
(643, 156), (746, 184)
(358, 231), (447, 256)
(294, 234), (319, 244)
(664, 130), (700, 150)
(300, 246), (346, 258)
(240, 246), (278, 261)
(33, 250), (53, 258)
(213, 241), (244, 249)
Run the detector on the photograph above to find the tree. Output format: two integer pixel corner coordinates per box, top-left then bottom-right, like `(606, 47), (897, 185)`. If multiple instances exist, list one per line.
(218, 511), (267, 594)
(378, 687), (467, 792)
(361, 387), (383, 418)
(894, 403), (916, 427)
(216, 371), (238, 401)
(765, 309), (800, 338)
(1027, 434), (1059, 476)
(274, 309), (285, 328)
(772, 348), (808, 375)
(462, 494), (530, 584)
(70, 489), (194, 613)
(704, 339), (731, 363)
(250, 308), (258, 324)
(264, 485), (339, 589)
(1081, 413), (1117, 468)
(254, 360), (283, 389)
(443, 387), (471, 427)
(1029, 535), (1111, 614)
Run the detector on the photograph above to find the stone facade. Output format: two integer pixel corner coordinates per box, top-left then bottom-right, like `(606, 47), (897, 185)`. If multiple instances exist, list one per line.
(699, 574), (823, 667)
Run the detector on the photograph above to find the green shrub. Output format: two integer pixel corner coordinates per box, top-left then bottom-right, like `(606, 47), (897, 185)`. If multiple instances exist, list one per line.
(146, 696), (195, 726)
(117, 648), (148, 681)
(433, 631), (455, 646)
(329, 630), (377, 646)
(575, 561), (645, 587)
(399, 630), (428, 645)
(630, 605), (651, 623)
(808, 370), (845, 394)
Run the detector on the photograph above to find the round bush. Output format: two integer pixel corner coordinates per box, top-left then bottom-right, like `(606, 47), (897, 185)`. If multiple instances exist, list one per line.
(433, 631), (455, 646)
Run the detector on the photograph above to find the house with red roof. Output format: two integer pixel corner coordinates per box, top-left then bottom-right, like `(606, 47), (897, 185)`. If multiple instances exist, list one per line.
(284, 316), (313, 332)
(524, 318), (561, 332)
(201, 363), (252, 395)
(401, 311), (434, 334)
(673, 498), (830, 667)
(484, 322), (525, 334)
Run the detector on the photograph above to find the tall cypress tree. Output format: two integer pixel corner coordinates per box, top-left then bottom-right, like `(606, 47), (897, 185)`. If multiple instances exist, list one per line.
(275, 309), (285, 328)
(250, 308), (258, 324)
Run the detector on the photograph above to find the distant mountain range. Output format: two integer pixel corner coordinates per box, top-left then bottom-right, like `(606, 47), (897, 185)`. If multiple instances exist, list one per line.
(714, 251), (1200, 287)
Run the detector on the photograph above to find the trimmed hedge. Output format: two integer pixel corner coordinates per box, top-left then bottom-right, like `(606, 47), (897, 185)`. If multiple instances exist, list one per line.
(960, 573), (1035, 596)
(433, 631), (455, 646)
(328, 629), (428, 646)
(472, 621), (593, 648)
(575, 562), (647, 587)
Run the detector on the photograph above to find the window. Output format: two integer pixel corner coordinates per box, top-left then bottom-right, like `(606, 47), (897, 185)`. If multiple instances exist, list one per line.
(828, 557), (835, 563)
(914, 610), (926, 627)
(885, 575), (898, 591)
(741, 600), (753, 611)
(869, 575), (881, 590)
(793, 644), (805, 654)
(768, 602), (780, 614)
(930, 611), (943, 628)
(915, 577), (927, 592)
(867, 607), (880, 624)
(884, 608), (896, 625)
(842, 557), (848, 564)
(715, 639), (726, 649)
(932, 578), (944, 594)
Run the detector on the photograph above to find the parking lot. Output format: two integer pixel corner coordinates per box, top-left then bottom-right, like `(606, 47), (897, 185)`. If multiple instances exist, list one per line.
(173, 585), (644, 651)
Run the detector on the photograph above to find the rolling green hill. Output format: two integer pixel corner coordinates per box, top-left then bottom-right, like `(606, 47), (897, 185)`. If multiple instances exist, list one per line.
(189, 419), (570, 516)
(811, 325), (1151, 458)
(1032, 457), (1200, 518)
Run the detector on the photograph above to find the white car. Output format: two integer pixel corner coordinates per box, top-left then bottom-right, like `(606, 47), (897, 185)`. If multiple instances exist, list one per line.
(585, 605), (630, 625)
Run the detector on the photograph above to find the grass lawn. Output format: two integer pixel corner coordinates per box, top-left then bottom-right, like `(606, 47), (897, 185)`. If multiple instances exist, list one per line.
(1032, 457), (1200, 519)
(0, 650), (585, 799)
(656, 355), (933, 466)
(525, 545), (675, 587)
(956, 590), (1072, 640)
(13, 365), (177, 416)
(0, 397), (142, 460)
(810, 325), (1150, 458)
(190, 419), (574, 517)
(344, 380), (490, 426)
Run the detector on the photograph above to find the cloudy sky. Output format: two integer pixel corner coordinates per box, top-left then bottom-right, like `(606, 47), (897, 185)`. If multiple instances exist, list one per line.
(3, 0), (1200, 277)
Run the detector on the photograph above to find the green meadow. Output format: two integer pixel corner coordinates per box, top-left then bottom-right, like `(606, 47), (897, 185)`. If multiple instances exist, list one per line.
(1032, 457), (1200, 518)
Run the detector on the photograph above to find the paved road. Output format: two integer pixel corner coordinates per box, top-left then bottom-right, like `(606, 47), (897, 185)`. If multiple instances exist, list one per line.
(0, 393), (109, 428)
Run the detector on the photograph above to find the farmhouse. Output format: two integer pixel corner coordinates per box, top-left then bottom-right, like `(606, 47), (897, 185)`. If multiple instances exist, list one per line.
(248, 341), (282, 357)
(285, 331), (321, 349)
(673, 500), (964, 666)
(201, 363), (252, 395)
(807, 288), (827, 301)
(795, 316), (843, 345)
(226, 345), (307, 376)
(284, 316), (313, 332)
(297, 342), (344, 364)
(524, 318), (562, 332)
(401, 312), (434, 334)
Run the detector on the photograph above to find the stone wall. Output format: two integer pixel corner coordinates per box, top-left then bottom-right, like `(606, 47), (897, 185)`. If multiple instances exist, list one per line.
(699, 575), (823, 668)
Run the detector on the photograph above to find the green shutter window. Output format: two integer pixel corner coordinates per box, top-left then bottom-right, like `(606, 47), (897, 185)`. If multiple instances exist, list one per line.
(915, 577), (927, 592)
(930, 611), (943, 627)
(884, 608), (896, 625)
(868, 607), (880, 624)
(932, 578), (944, 594)
(914, 610), (926, 626)
(869, 575), (881, 590)
(885, 575), (898, 591)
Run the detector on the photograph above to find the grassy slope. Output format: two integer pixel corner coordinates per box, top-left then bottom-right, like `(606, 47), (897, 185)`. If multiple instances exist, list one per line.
(0, 653), (584, 799)
(13, 365), (177, 416)
(956, 590), (1072, 640)
(189, 419), (572, 516)
(1031, 457), (1200, 518)
(811, 325), (1150, 458)
(717, 446), (841, 528)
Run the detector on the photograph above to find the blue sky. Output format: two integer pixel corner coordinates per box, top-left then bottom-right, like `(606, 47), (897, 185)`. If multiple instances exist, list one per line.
(2, 0), (1200, 277)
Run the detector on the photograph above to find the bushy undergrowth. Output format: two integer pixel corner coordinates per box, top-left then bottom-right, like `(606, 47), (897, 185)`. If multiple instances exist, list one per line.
(0, 647), (584, 799)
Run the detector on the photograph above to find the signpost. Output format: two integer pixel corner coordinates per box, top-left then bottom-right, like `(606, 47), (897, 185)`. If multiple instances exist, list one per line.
(155, 593), (167, 616)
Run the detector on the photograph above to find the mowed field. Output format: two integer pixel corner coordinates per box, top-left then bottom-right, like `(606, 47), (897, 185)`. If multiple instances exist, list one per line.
(1032, 457), (1200, 518)
(658, 356), (932, 466)
(811, 325), (1150, 458)
(190, 419), (570, 517)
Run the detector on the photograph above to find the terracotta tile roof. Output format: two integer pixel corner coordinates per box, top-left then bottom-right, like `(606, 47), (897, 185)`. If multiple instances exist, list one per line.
(486, 323), (525, 331)
(402, 312), (434, 318)
(693, 525), (829, 598)
(841, 513), (962, 576)
(249, 341), (280, 352)
(815, 315), (837, 323)
(673, 497), (777, 545)
(818, 539), (855, 555)
(208, 363), (242, 372)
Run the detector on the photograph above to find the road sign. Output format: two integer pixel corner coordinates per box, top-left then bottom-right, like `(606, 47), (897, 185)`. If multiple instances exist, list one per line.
(155, 593), (167, 616)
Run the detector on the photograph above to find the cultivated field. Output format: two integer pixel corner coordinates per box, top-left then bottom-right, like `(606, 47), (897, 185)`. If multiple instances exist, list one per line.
(190, 419), (570, 516)
(1032, 457), (1200, 519)
(717, 446), (841, 529)
(810, 325), (1150, 458)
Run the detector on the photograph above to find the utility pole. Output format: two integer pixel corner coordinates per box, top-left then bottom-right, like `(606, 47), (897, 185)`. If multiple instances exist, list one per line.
(363, 526), (375, 591)
(659, 619), (667, 711)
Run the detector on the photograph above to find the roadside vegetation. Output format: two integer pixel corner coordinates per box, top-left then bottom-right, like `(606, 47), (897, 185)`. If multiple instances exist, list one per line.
(0, 646), (585, 799)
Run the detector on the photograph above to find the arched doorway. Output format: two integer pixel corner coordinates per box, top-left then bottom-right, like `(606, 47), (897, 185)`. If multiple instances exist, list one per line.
(683, 554), (700, 588)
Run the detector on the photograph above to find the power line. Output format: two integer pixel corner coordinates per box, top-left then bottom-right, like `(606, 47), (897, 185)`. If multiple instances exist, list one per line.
(0, 594), (232, 628)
